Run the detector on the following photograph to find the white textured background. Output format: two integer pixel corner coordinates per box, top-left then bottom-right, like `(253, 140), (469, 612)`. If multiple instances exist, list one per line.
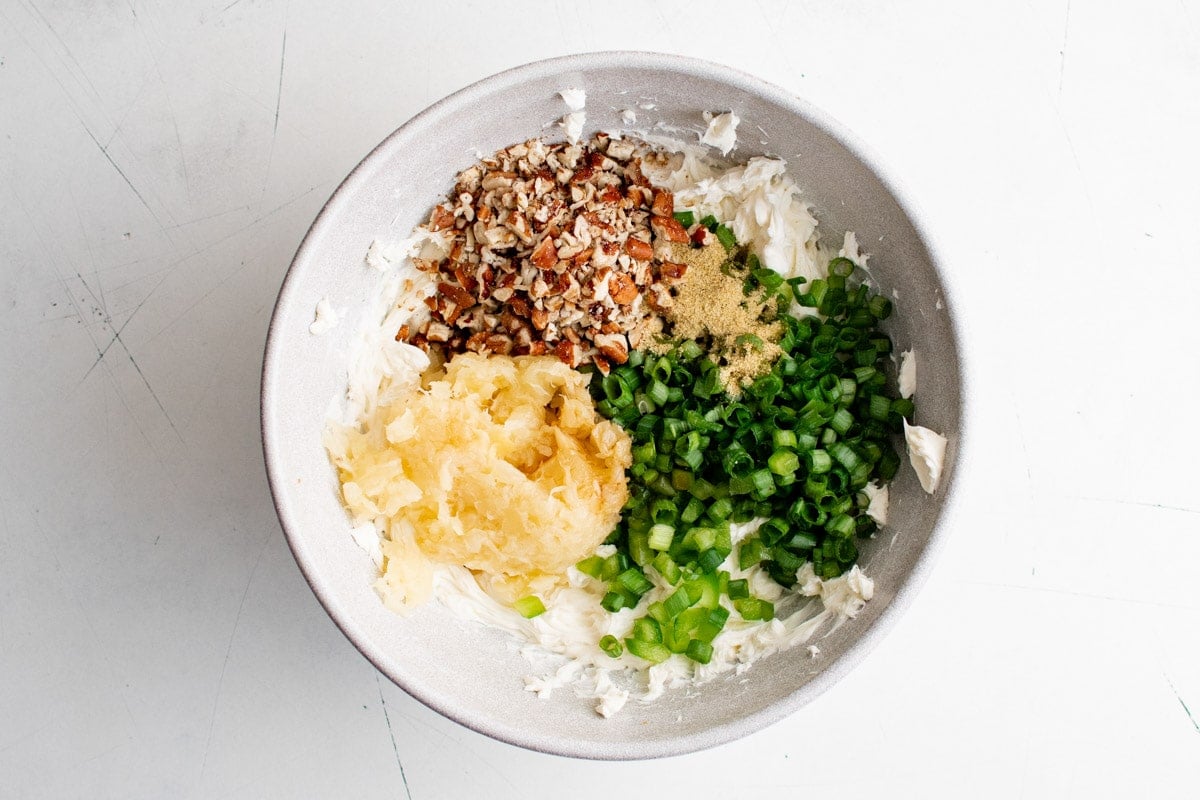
(2, 1), (1198, 798)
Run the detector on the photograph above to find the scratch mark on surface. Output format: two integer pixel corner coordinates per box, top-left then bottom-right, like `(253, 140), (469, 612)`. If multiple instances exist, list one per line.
(26, 0), (107, 108)
(81, 125), (163, 227)
(198, 530), (273, 785)
(1163, 672), (1200, 735)
(125, 0), (191, 194)
(1071, 495), (1200, 516)
(272, 30), (286, 140)
(142, 184), (325, 343)
(77, 271), (169, 386)
(219, 0), (246, 15)
(114, 334), (184, 442)
(62, 268), (181, 447)
(67, 183), (110, 322)
(259, 9), (289, 209)
(375, 673), (414, 800)
(10, 185), (173, 480)
(1009, 391), (1035, 495)
(1058, 0), (1072, 96)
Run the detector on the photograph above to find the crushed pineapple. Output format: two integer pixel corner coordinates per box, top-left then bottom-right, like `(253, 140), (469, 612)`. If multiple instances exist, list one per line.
(326, 353), (632, 611)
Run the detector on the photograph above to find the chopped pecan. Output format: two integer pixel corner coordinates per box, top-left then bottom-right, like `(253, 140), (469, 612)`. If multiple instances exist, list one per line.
(429, 204), (456, 231)
(651, 215), (690, 243)
(598, 185), (623, 204)
(509, 294), (531, 318)
(660, 261), (688, 281)
(484, 333), (514, 354)
(530, 237), (558, 269)
(624, 237), (654, 261)
(481, 171), (516, 191)
(426, 322), (453, 343)
(555, 339), (581, 367)
(465, 331), (490, 352)
(593, 332), (629, 364)
(627, 158), (652, 187)
(399, 133), (692, 369)
(438, 282), (476, 309)
(453, 266), (477, 294)
(651, 190), (674, 219)
(626, 186), (653, 208)
(608, 272), (639, 304)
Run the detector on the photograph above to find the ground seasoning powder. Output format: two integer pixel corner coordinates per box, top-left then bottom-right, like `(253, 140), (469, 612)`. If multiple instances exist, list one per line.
(656, 241), (782, 395)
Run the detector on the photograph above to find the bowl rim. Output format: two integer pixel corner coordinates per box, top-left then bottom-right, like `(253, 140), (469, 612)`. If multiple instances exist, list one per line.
(261, 49), (968, 760)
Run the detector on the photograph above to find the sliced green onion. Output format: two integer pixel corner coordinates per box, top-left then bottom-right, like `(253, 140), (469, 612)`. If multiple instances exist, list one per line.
(663, 587), (695, 618)
(601, 592), (627, 612)
(652, 552), (683, 584)
(825, 513), (855, 538)
(648, 523), (675, 550)
(575, 555), (604, 578)
(674, 210), (696, 227)
(631, 616), (662, 643)
(734, 597), (775, 621)
(646, 379), (670, 407)
(868, 294), (893, 319)
(616, 568), (654, 597)
(625, 637), (671, 664)
(696, 548), (725, 573)
(685, 639), (714, 664)
(891, 397), (915, 419)
(715, 224), (737, 250)
(748, 468), (775, 498)
(514, 595), (546, 618)
(768, 449), (800, 476)
(680, 495), (706, 524)
(828, 256), (855, 277)
(806, 449), (832, 473)
(678, 339), (704, 360)
(707, 497), (734, 521)
(599, 634), (623, 658)
(738, 537), (766, 570)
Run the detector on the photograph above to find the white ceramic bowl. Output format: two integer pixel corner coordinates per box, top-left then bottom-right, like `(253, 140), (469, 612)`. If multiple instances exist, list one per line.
(261, 52), (964, 759)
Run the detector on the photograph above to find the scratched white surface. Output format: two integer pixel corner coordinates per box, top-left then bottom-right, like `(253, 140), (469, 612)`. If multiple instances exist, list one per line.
(1, 1), (1198, 797)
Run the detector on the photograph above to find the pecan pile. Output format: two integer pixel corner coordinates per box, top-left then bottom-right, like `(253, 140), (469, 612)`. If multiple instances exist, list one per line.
(403, 134), (694, 374)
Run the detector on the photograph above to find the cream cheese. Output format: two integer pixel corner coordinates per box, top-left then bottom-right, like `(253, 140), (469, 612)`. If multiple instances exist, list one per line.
(309, 297), (339, 335)
(838, 230), (870, 268)
(638, 141), (824, 282)
(899, 349), (916, 399)
(862, 481), (889, 526)
(904, 419), (948, 493)
(700, 111), (740, 155)
(560, 112), (586, 144)
(558, 88), (586, 111)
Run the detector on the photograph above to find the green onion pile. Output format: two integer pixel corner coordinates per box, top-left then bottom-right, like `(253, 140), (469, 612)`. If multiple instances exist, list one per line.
(575, 221), (913, 666)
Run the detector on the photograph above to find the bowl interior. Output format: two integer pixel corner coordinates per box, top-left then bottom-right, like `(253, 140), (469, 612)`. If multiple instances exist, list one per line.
(261, 52), (962, 759)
